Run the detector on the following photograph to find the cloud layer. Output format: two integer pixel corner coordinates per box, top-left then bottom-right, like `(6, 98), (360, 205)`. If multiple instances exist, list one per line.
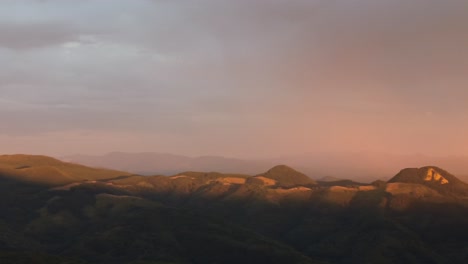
(1, 0), (467, 158)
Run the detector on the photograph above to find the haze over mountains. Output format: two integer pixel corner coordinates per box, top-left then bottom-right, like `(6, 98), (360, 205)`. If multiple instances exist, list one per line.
(1, 154), (468, 263)
(63, 152), (272, 177)
(64, 152), (468, 183)
(1, 0), (467, 263)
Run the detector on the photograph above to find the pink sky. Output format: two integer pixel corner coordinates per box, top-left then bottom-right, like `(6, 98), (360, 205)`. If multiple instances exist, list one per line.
(0, 0), (467, 158)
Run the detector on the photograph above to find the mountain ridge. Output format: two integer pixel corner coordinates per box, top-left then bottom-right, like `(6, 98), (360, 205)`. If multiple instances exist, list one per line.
(0, 154), (132, 186)
(257, 165), (316, 187)
(1, 154), (468, 263)
(62, 151), (468, 183)
(388, 166), (468, 196)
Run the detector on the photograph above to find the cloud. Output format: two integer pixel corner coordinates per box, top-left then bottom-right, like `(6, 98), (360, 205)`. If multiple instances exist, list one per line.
(0, 21), (83, 50)
(0, 0), (467, 157)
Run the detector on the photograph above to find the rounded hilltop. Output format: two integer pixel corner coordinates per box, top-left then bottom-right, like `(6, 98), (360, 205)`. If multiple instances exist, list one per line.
(388, 166), (468, 196)
(0, 154), (131, 186)
(256, 165), (316, 187)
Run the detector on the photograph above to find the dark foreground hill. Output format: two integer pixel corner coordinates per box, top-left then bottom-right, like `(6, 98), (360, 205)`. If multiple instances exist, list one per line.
(1, 156), (467, 264)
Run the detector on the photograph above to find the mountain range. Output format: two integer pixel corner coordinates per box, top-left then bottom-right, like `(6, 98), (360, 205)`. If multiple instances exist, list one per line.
(63, 152), (468, 183)
(1, 154), (468, 263)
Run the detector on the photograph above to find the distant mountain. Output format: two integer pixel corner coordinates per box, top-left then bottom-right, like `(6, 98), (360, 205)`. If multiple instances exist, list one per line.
(388, 166), (468, 196)
(317, 176), (343, 182)
(63, 152), (273, 176)
(317, 179), (365, 187)
(316, 175), (366, 188)
(0, 154), (131, 186)
(257, 165), (316, 187)
(62, 151), (468, 183)
(1, 155), (468, 263)
(272, 152), (468, 182)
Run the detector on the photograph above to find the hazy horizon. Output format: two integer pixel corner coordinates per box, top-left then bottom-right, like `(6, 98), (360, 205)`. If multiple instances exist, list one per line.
(1, 0), (467, 159)
(61, 151), (468, 183)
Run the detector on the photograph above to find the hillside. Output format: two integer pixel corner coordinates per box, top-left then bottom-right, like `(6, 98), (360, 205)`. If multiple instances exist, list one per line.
(0, 154), (132, 186)
(63, 152), (468, 183)
(257, 165), (316, 187)
(388, 166), (468, 196)
(1, 155), (468, 263)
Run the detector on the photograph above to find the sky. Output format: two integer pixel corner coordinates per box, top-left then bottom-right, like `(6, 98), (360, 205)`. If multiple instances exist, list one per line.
(0, 0), (467, 159)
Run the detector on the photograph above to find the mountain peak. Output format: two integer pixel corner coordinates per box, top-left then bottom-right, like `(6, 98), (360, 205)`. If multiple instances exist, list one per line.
(388, 166), (468, 196)
(259, 165), (316, 187)
(267, 164), (297, 173)
(389, 166), (453, 185)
